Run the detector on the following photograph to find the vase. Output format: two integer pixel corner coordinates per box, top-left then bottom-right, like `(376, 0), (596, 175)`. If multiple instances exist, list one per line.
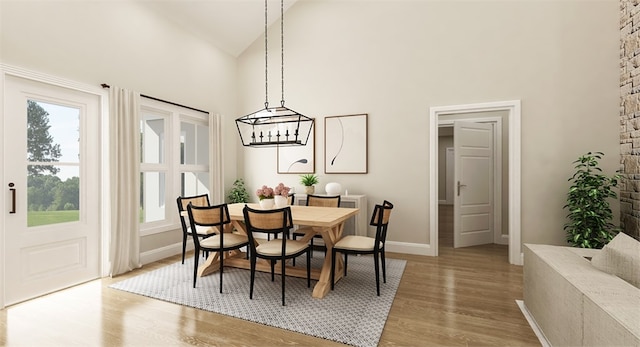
(259, 198), (275, 209)
(274, 195), (288, 208)
(304, 186), (315, 194)
(325, 182), (342, 195)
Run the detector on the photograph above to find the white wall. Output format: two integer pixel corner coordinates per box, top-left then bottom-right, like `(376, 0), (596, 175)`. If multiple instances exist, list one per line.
(1, 0), (621, 253)
(237, 0), (620, 247)
(0, 0), (240, 253)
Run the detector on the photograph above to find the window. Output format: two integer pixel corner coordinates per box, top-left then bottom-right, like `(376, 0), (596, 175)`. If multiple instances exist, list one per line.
(139, 99), (210, 235)
(27, 100), (81, 227)
(179, 121), (209, 197)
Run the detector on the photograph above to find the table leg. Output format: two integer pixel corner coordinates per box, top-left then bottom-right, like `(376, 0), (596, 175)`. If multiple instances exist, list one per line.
(197, 251), (221, 277)
(198, 220), (249, 277)
(312, 222), (345, 298)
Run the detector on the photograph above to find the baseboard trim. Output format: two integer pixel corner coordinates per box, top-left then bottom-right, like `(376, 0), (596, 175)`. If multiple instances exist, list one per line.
(516, 300), (551, 347)
(140, 242), (193, 265)
(495, 233), (509, 245)
(386, 241), (434, 256)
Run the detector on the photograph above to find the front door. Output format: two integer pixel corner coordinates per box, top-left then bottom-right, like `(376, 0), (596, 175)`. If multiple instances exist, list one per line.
(453, 121), (494, 248)
(3, 74), (101, 305)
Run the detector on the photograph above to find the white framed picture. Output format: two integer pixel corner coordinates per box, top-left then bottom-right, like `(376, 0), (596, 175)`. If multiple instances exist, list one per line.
(324, 114), (368, 174)
(277, 124), (315, 174)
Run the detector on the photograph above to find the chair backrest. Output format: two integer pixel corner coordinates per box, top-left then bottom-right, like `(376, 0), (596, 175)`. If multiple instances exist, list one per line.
(370, 200), (394, 249)
(177, 194), (210, 234)
(306, 194), (341, 207)
(243, 205), (293, 255)
(186, 203), (230, 247)
(287, 193), (295, 206)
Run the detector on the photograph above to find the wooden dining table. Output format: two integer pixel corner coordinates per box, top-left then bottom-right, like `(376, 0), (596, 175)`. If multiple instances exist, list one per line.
(196, 202), (360, 299)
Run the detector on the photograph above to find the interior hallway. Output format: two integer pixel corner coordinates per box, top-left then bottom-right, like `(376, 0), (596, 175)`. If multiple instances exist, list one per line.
(438, 204), (509, 261)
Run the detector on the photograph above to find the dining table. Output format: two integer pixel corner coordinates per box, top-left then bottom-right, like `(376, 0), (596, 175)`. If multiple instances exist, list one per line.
(196, 202), (360, 299)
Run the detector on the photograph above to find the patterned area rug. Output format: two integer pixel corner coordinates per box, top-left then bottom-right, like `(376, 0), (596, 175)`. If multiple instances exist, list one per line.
(110, 252), (406, 347)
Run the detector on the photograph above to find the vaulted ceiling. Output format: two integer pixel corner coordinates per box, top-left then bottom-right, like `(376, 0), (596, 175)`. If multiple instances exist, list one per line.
(137, 0), (298, 57)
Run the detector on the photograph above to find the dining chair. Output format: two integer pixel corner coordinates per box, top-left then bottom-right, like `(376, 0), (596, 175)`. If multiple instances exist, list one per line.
(331, 200), (394, 296)
(242, 204), (311, 306)
(292, 194), (341, 264)
(266, 193), (295, 241)
(177, 194), (214, 264)
(287, 193), (295, 205)
(187, 203), (249, 292)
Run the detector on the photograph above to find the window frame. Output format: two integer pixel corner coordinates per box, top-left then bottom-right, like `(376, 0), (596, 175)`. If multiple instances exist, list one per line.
(139, 99), (210, 236)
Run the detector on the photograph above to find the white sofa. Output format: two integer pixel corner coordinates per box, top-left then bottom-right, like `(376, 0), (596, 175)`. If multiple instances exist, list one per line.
(523, 233), (640, 346)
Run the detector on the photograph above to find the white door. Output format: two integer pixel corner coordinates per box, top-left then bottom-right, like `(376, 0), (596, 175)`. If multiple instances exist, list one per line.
(445, 147), (454, 205)
(3, 75), (101, 305)
(453, 121), (494, 248)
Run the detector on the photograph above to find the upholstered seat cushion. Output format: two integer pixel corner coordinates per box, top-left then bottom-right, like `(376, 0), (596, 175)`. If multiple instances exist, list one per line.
(591, 232), (640, 289)
(180, 211), (216, 235)
(200, 233), (248, 248)
(334, 235), (382, 251)
(187, 225), (217, 235)
(256, 239), (308, 256)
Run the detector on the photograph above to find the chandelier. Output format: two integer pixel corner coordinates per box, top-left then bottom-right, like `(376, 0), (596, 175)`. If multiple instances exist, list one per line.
(235, 0), (314, 147)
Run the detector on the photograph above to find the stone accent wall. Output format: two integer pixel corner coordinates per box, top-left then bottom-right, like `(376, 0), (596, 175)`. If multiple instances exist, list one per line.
(620, 0), (640, 240)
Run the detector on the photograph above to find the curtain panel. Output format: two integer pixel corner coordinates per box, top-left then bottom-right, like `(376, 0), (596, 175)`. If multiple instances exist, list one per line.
(108, 86), (142, 276)
(210, 112), (223, 204)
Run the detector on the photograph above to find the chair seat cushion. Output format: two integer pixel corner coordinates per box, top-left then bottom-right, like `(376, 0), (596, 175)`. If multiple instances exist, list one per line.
(334, 235), (382, 251)
(256, 239), (309, 256)
(201, 233), (248, 249)
(187, 225), (217, 236)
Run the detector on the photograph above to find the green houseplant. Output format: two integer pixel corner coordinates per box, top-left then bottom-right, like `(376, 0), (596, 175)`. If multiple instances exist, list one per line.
(227, 178), (250, 203)
(300, 174), (319, 194)
(563, 152), (620, 248)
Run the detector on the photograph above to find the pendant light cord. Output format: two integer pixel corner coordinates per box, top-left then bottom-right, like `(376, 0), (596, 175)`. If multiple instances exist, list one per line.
(264, 0), (269, 109)
(281, 0), (285, 107)
(264, 0), (286, 109)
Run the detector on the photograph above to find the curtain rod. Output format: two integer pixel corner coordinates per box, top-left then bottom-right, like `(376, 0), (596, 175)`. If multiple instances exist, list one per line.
(101, 83), (209, 114)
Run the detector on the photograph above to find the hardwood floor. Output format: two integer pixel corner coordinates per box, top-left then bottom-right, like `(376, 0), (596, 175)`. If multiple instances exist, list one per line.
(0, 206), (539, 346)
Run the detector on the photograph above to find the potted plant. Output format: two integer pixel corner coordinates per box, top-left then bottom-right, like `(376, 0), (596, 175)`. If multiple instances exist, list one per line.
(300, 174), (319, 194)
(563, 152), (621, 249)
(227, 178), (250, 203)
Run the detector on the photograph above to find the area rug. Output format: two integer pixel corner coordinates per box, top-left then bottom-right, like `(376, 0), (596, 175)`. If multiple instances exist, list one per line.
(110, 252), (406, 347)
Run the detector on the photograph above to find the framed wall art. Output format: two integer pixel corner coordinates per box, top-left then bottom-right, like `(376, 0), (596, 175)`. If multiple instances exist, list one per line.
(324, 113), (368, 174)
(277, 123), (315, 174)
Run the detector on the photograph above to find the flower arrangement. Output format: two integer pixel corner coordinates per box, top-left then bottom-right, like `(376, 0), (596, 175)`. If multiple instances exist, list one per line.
(274, 183), (291, 197)
(255, 185), (274, 200)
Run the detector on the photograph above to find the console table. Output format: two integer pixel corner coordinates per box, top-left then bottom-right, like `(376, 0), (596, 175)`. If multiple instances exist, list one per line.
(295, 194), (367, 237)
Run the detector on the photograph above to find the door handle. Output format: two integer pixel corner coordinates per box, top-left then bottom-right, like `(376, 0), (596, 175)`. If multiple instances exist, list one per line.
(457, 181), (466, 196)
(9, 182), (16, 214)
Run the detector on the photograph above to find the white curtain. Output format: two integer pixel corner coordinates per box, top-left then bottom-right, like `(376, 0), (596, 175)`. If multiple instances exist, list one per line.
(109, 86), (142, 276)
(210, 112), (223, 204)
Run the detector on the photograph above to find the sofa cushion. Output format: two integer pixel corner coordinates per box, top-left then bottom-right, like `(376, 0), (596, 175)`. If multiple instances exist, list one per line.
(590, 232), (640, 289)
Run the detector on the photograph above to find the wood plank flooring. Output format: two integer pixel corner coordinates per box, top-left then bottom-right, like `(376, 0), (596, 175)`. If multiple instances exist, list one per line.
(0, 205), (540, 346)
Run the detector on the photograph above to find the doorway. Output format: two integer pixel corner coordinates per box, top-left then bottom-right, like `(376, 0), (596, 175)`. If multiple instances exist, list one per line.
(429, 100), (522, 265)
(440, 119), (504, 248)
(2, 69), (105, 306)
